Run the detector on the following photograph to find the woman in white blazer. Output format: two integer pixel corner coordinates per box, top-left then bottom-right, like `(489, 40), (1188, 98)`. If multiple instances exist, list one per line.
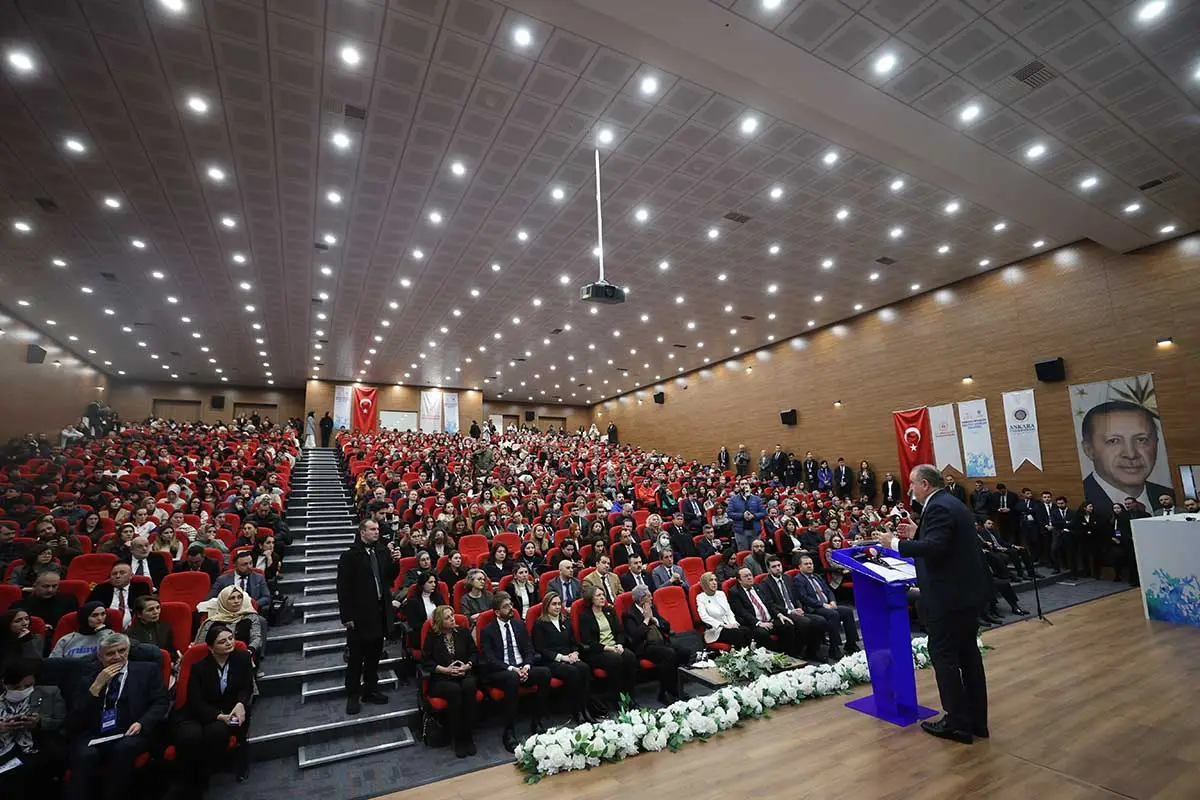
(695, 572), (754, 648)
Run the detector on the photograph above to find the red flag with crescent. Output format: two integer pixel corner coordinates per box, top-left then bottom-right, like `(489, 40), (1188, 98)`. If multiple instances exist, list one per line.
(893, 407), (933, 504)
(351, 386), (378, 432)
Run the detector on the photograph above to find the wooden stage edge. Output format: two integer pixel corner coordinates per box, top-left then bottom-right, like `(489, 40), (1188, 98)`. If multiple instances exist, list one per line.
(382, 591), (1200, 800)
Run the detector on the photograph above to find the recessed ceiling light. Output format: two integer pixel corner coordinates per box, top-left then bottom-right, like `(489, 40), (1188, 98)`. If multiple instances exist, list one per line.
(326, 190), (342, 205)
(1159, 224), (1177, 235)
(103, 197), (121, 209)
(707, 227), (720, 240)
(959, 103), (981, 123)
(220, 216), (236, 228)
(1136, 1), (1168, 23)
(551, 186), (565, 201)
(596, 128), (614, 145)
(993, 221), (1007, 232)
(12, 220), (31, 233)
(766, 283), (778, 294)
(640, 76), (659, 96)
(911, 283), (921, 291)
(80, 286), (93, 294)
(769, 244), (780, 255)
(131, 238), (146, 249)
(491, 262), (502, 272)
(331, 131), (351, 149)
(822, 149), (839, 166)
(761, 0), (783, 9)
(1123, 202), (1142, 215)
(675, 295), (685, 304)
(469, 288), (479, 298)
(16, 299), (30, 307)
(978, 259), (991, 267)
(339, 45), (361, 66)
(512, 26), (533, 47)
(1032, 239), (1045, 248)
(869, 272), (879, 281)
(820, 258), (834, 269)
(889, 226), (904, 239)
(1079, 175), (1099, 190)
(317, 291), (329, 301)
(428, 210), (443, 225)
(658, 260), (669, 271)
(231, 252), (246, 264)
(412, 249), (424, 260)
(769, 185), (783, 200)
(717, 273), (727, 281)
(400, 278), (412, 288)
(239, 281), (252, 290)
(889, 178), (905, 192)
(517, 230), (529, 242)
(104, 308), (115, 315)
(944, 200), (960, 215)
(739, 115), (760, 135)
(206, 165), (226, 182)
(185, 95), (209, 115)
(6, 50), (35, 74)
(166, 296), (178, 304)
(854, 303), (863, 311)
(873, 52), (898, 75)
(1025, 142), (1047, 160)
(835, 207), (849, 221)
(937, 244), (950, 254)
(323, 233), (337, 244)
(158, 0), (186, 14)
(813, 294), (823, 303)
(52, 258), (66, 267)
(64, 138), (86, 154)
(634, 207), (649, 223)
(151, 270), (165, 279)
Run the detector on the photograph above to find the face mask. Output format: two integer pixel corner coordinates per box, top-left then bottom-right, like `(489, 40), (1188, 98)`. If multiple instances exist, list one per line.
(4, 686), (34, 703)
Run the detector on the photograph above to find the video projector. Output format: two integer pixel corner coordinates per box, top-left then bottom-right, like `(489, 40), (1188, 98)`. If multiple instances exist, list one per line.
(580, 280), (626, 305)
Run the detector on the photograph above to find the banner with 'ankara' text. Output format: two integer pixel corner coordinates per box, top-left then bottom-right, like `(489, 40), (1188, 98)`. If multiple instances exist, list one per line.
(1002, 389), (1043, 471)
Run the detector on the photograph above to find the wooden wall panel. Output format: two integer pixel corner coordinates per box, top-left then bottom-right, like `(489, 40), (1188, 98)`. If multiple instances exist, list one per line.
(483, 402), (590, 431)
(108, 381), (304, 425)
(0, 323), (108, 441)
(593, 237), (1200, 502)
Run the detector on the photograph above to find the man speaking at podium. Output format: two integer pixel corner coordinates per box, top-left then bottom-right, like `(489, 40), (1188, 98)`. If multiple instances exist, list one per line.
(878, 464), (990, 744)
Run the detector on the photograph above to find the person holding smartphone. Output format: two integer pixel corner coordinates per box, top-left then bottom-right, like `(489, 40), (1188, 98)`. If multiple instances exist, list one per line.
(0, 657), (67, 796)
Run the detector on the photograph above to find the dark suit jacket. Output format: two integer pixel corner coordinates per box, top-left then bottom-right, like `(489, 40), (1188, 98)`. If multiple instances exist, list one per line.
(531, 616), (580, 661)
(72, 660), (170, 739)
(621, 606), (675, 653)
(665, 525), (696, 558)
(946, 483), (967, 503)
(986, 490), (1017, 515)
(209, 570), (272, 611)
(1031, 501), (1057, 529)
(680, 499), (705, 531)
(619, 569), (656, 593)
(421, 627), (477, 671)
(610, 541), (640, 568)
(792, 572), (836, 612)
(183, 650), (255, 722)
(1050, 506), (1076, 531)
(336, 540), (400, 640)
(479, 615), (537, 672)
(576, 606), (627, 655)
(88, 581), (151, 608)
(833, 465), (853, 492)
(1084, 473), (1175, 517)
(546, 576), (582, 607)
(759, 572), (802, 613)
(727, 582), (781, 627)
(403, 590), (447, 645)
(897, 489), (989, 618)
(173, 557), (221, 585)
(882, 479), (902, 505)
(697, 537), (724, 560)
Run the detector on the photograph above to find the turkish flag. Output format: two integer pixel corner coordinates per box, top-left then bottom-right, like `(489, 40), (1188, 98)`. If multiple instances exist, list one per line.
(351, 386), (378, 432)
(893, 407), (933, 504)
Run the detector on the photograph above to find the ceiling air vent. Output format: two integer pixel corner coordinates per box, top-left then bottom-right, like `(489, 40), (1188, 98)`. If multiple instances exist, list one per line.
(1138, 172), (1182, 193)
(169, 351), (181, 357)
(314, 242), (329, 251)
(35, 197), (59, 212)
(875, 256), (897, 265)
(672, 343), (688, 348)
(99, 272), (119, 282)
(739, 315), (756, 321)
(344, 103), (367, 121)
(132, 322), (154, 328)
(723, 211), (751, 224)
(550, 327), (564, 335)
(1011, 60), (1057, 90)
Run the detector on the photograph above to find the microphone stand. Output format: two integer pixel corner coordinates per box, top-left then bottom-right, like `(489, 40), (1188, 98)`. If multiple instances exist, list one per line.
(1029, 563), (1053, 626)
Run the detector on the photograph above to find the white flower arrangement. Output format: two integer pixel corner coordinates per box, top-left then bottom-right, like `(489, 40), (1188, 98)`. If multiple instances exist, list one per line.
(514, 637), (987, 782)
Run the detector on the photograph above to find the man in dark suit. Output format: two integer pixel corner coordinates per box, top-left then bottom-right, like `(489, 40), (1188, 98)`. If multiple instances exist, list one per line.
(969, 480), (992, 522)
(696, 523), (726, 560)
(336, 518), (401, 715)
(793, 554), (859, 655)
(127, 536), (169, 589)
(1049, 496), (1077, 575)
(664, 512), (696, 558)
(174, 543), (221, 584)
(771, 445), (788, 482)
(546, 559), (582, 609)
(987, 483), (1018, 540)
(1080, 400), (1175, 516)
(802, 452), (818, 491)
(88, 562), (151, 630)
(728, 566), (814, 659)
(881, 472), (903, 506)
(208, 551), (272, 611)
(758, 555), (829, 660)
(879, 465), (990, 744)
(619, 553), (656, 593)
(610, 528), (641, 568)
(1030, 490), (1057, 565)
(480, 593), (551, 751)
(945, 475), (967, 504)
(319, 411), (334, 446)
(833, 458), (854, 499)
(679, 488), (705, 533)
(66, 631), (170, 800)
(17, 571), (79, 653)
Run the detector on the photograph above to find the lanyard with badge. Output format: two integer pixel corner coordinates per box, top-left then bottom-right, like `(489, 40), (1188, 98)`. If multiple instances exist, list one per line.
(100, 671), (123, 732)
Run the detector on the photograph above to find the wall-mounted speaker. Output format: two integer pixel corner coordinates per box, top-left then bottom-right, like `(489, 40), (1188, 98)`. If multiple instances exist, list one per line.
(25, 345), (46, 364)
(653, 391), (665, 405)
(1034, 357), (1065, 383)
(524, 410), (535, 422)
(780, 409), (797, 426)
(211, 395), (226, 410)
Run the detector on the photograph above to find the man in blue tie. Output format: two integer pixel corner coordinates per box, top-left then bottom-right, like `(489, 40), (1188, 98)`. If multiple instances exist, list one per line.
(793, 555), (859, 655)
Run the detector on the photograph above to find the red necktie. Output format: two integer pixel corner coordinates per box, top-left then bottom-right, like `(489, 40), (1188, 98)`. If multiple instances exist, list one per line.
(749, 589), (768, 622)
(118, 587), (126, 613)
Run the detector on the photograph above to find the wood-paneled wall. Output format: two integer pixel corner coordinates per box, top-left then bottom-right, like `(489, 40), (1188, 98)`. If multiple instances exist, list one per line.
(483, 401), (591, 431)
(593, 236), (1200, 501)
(0, 318), (108, 441)
(107, 380), (304, 425)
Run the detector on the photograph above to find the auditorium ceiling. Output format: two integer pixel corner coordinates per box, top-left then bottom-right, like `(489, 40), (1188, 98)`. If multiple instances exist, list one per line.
(0, 0), (1196, 401)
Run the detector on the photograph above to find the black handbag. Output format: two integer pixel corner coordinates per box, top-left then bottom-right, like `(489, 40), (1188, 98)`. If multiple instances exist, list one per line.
(268, 593), (296, 625)
(421, 709), (449, 748)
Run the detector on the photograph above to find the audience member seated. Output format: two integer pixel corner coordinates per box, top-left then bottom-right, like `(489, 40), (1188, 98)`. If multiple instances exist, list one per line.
(619, 553), (656, 593)
(507, 563), (539, 618)
(695, 571), (755, 648)
(438, 551), (469, 587)
(530, 591), (594, 723)
(758, 554), (836, 659)
(64, 631), (169, 800)
(172, 624), (254, 798)
(458, 569), (492, 627)
(127, 536), (169, 589)
(6, 543), (65, 590)
(583, 554), (622, 606)
(977, 519), (1035, 580)
(824, 533), (853, 591)
(401, 571), (444, 649)
(577, 584), (638, 706)
(400, 551), (434, 592)
(193, 524), (228, 557)
(481, 542), (513, 583)
(0, 657), (67, 796)
(742, 539), (769, 576)
(1, 609), (43, 663)
(14, 573), (78, 652)
(651, 547), (689, 591)
(793, 555), (860, 656)
(87, 562), (147, 630)
(546, 558), (583, 608)
(207, 552), (271, 611)
(479, 592), (550, 752)
(195, 586), (266, 669)
(728, 566), (820, 660)
(174, 544), (221, 585)
(622, 585), (691, 703)
(33, 520), (83, 567)
(0, 523), (22, 575)
(149, 525), (185, 562)
(421, 605), (479, 759)
(50, 602), (111, 660)
(250, 534), (281, 586)
(99, 523), (136, 560)
(125, 595), (179, 665)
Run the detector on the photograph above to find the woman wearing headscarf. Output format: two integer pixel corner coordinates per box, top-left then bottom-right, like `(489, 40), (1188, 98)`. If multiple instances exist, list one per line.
(48, 602), (109, 660)
(195, 585), (267, 666)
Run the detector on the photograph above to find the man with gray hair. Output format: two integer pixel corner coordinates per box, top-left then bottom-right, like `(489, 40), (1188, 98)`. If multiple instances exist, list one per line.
(878, 464), (991, 745)
(65, 631), (170, 800)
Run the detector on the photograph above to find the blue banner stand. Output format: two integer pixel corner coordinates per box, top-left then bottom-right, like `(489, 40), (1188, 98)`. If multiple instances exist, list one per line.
(831, 545), (937, 727)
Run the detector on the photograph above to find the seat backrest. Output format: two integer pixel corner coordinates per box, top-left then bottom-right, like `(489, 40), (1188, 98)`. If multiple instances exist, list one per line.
(705, 554), (723, 572)
(524, 603), (542, 636)
(452, 580), (470, 612)
(654, 585), (695, 634)
(686, 584), (705, 626)
(58, 579), (90, 607)
(538, 570), (555, 596)
(678, 556), (703, 587)
(457, 534), (489, 561)
(568, 597), (587, 641)
(475, 609), (497, 646)
(158, 601), (194, 654)
(160, 571), (212, 607)
(494, 532), (521, 553)
(66, 552), (118, 584)
(0, 584), (21, 613)
(613, 590), (634, 621)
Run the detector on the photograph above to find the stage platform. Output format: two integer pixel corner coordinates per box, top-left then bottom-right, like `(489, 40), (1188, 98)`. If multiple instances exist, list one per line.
(384, 590), (1200, 800)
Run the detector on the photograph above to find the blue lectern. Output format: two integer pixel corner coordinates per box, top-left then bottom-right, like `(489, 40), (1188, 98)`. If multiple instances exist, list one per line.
(830, 545), (937, 727)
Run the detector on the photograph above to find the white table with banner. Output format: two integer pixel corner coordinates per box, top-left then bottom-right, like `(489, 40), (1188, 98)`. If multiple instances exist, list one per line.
(1131, 515), (1200, 627)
